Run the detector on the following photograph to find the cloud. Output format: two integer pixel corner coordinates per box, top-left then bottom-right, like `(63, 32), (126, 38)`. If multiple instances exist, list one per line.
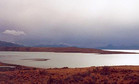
(0, 0), (139, 47)
(3, 30), (26, 36)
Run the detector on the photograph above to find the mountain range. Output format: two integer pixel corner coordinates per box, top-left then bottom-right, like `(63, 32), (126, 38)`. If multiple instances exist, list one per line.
(0, 41), (23, 47)
(1, 40), (139, 49)
(34, 43), (72, 47)
(0, 41), (72, 48)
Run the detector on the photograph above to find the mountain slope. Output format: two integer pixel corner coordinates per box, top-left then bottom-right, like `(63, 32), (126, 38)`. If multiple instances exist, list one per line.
(0, 41), (23, 47)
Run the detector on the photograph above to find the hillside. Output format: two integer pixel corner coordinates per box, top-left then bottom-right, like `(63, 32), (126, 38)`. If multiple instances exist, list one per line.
(0, 47), (135, 54)
(0, 41), (23, 47)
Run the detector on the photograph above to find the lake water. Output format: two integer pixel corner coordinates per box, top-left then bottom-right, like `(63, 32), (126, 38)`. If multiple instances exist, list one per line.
(0, 50), (139, 68)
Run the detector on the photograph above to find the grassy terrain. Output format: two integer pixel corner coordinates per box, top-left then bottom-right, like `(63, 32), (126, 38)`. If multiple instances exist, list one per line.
(0, 62), (138, 84)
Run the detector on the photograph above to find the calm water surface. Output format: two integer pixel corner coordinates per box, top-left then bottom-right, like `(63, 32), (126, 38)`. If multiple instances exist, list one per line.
(0, 50), (139, 68)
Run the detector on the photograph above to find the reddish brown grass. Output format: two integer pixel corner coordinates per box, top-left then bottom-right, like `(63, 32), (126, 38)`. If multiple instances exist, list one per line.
(0, 62), (138, 84)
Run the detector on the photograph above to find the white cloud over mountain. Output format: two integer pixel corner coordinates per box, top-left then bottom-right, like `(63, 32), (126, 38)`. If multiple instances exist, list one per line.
(3, 30), (26, 36)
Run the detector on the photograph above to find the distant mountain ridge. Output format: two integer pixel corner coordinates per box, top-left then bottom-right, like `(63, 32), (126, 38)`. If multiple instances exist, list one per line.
(98, 44), (139, 49)
(1, 40), (139, 50)
(34, 43), (73, 47)
(0, 41), (23, 47)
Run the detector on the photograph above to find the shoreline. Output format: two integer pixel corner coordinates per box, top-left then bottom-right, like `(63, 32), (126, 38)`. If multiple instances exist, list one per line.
(0, 48), (138, 83)
(0, 47), (137, 54)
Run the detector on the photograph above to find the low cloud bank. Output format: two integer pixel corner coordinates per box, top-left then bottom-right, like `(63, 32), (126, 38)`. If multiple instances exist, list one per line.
(3, 30), (26, 36)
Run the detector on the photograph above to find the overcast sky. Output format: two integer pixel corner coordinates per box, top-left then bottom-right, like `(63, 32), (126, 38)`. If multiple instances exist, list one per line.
(0, 0), (139, 47)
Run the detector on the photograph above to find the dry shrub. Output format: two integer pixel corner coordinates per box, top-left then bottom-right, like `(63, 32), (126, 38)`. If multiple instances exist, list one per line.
(100, 66), (111, 75)
(38, 70), (48, 75)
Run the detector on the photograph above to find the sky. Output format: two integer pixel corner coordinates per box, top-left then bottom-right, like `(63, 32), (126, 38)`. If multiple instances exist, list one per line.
(0, 0), (139, 47)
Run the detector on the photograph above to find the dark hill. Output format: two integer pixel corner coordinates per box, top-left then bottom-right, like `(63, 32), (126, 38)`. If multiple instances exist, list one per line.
(0, 47), (135, 54)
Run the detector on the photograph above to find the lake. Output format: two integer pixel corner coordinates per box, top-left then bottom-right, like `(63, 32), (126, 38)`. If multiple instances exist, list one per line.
(0, 50), (139, 68)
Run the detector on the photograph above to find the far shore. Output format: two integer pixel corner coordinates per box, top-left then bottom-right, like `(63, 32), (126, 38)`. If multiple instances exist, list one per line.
(0, 47), (137, 54)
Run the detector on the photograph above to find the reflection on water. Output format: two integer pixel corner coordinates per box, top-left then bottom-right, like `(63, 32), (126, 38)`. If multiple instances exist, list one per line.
(0, 50), (139, 68)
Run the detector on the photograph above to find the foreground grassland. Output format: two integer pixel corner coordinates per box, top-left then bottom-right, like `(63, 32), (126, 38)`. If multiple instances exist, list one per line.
(0, 62), (138, 84)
